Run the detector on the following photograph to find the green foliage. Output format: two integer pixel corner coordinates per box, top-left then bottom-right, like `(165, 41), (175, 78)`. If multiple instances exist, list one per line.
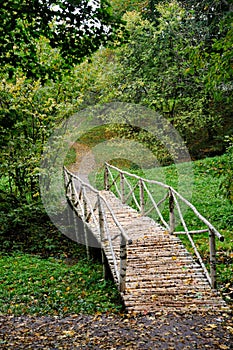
(116, 5), (232, 155)
(75, 3), (233, 158)
(180, 0), (232, 39)
(218, 137), (233, 204)
(0, 0), (121, 78)
(64, 147), (77, 167)
(1, 1), (231, 205)
(0, 193), (82, 257)
(109, 0), (162, 23)
(0, 60), (90, 200)
(0, 253), (122, 316)
(0, 74), (56, 200)
(109, 0), (147, 17)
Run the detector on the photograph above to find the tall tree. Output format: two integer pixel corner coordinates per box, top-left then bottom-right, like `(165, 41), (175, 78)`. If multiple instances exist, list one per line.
(0, 0), (120, 78)
(109, 0), (161, 23)
(81, 3), (232, 157)
(109, 0), (147, 17)
(180, 0), (232, 41)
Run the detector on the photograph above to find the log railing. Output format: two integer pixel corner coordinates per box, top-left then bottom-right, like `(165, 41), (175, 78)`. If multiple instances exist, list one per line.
(104, 163), (224, 289)
(63, 166), (132, 292)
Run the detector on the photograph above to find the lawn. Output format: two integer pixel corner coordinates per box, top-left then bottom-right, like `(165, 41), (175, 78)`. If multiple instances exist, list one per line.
(0, 253), (122, 316)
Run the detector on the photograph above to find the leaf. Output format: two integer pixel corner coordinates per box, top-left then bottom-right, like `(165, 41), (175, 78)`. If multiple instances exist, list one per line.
(207, 324), (218, 329)
(219, 345), (229, 350)
(62, 330), (75, 337)
(204, 324), (218, 331)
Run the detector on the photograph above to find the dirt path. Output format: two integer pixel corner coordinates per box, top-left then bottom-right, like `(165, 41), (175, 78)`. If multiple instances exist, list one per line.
(0, 311), (232, 349)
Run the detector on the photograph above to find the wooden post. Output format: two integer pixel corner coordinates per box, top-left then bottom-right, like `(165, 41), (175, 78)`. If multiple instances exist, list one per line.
(98, 195), (108, 279)
(120, 172), (125, 204)
(119, 235), (127, 293)
(83, 190), (90, 260)
(70, 176), (79, 242)
(209, 229), (217, 289)
(72, 205), (79, 243)
(169, 189), (175, 234)
(104, 165), (110, 190)
(67, 198), (72, 231)
(139, 179), (145, 215)
(71, 175), (76, 204)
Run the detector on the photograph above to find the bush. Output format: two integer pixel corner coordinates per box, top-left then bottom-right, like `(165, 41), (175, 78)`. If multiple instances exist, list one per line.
(219, 136), (233, 203)
(0, 193), (86, 258)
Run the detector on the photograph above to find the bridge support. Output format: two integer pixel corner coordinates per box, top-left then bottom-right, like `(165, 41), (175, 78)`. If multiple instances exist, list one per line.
(104, 165), (110, 190)
(98, 194), (109, 279)
(139, 179), (145, 215)
(83, 193), (90, 260)
(169, 189), (175, 234)
(119, 235), (127, 293)
(120, 172), (125, 204)
(209, 229), (217, 289)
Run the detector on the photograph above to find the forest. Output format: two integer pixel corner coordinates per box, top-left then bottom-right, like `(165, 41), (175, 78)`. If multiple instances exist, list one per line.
(0, 0), (233, 337)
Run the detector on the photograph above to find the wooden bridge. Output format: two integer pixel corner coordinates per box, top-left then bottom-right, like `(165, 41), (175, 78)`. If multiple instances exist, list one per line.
(63, 163), (228, 313)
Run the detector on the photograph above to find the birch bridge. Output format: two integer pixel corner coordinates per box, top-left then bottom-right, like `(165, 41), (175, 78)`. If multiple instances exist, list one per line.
(63, 163), (227, 313)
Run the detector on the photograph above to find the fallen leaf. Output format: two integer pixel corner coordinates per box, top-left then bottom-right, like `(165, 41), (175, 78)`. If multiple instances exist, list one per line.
(62, 330), (75, 337)
(218, 345), (229, 350)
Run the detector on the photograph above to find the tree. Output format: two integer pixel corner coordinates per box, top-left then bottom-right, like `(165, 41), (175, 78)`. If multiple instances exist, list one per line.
(109, 0), (161, 23)
(0, 0), (120, 78)
(184, 1), (233, 147)
(109, 7), (214, 150)
(180, 0), (232, 28)
(109, 0), (147, 17)
(78, 2), (232, 157)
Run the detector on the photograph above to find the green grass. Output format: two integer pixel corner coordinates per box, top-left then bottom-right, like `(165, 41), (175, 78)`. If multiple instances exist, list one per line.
(0, 253), (123, 316)
(64, 147), (76, 166)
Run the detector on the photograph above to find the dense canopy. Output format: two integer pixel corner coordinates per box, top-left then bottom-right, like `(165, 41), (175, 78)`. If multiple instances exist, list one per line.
(0, 0), (120, 77)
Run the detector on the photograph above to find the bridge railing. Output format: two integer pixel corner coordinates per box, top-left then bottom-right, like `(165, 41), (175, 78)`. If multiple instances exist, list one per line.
(104, 162), (224, 289)
(63, 166), (132, 292)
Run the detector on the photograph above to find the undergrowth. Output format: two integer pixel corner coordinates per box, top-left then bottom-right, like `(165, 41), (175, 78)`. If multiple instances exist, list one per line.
(0, 253), (122, 316)
(0, 195), (123, 316)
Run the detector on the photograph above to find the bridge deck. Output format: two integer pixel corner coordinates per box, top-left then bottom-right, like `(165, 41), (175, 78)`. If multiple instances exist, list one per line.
(64, 165), (227, 314)
(86, 190), (227, 313)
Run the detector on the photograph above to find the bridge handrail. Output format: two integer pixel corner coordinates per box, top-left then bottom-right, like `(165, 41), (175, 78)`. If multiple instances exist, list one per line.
(64, 167), (132, 243)
(104, 162), (224, 289)
(105, 163), (224, 240)
(63, 166), (131, 291)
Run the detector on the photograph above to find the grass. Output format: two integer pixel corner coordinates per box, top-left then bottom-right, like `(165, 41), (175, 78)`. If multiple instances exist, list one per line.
(0, 253), (123, 316)
(0, 187), (124, 316)
(64, 147), (76, 166)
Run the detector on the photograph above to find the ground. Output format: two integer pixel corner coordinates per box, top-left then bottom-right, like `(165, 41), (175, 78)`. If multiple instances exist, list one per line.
(0, 311), (232, 349)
